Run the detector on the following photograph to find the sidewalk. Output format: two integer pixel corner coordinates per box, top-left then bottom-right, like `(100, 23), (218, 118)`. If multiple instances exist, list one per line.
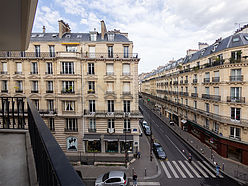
(143, 101), (248, 185)
(74, 132), (160, 181)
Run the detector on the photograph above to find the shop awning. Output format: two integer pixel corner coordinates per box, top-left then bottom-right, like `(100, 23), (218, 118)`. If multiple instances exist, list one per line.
(83, 134), (101, 141)
(104, 135), (133, 141)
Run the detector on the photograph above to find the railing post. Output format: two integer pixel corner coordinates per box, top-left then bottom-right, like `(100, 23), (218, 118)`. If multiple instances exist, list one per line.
(12, 98), (15, 128)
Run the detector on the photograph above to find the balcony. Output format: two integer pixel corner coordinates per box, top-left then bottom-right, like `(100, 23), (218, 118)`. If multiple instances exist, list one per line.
(1, 90), (8, 93)
(203, 78), (210, 83)
(184, 80), (188, 84)
(88, 89), (95, 94)
(60, 71), (75, 75)
(30, 71), (38, 75)
(173, 81), (178, 85)
(15, 90), (23, 93)
(0, 97), (85, 185)
(39, 109), (57, 115)
(64, 128), (78, 132)
(191, 93), (198, 97)
(123, 91), (131, 95)
(229, 135), (241, 141)
(227, 96), (245, 103)
(31, 90), (38, 93)
(46, 90), (53, 93)
(88, 128), (96, 133)
(180, 80), (183, 84)
(122, 72), (131, 76)
(1, 71), (8, 74)
(192, 79), (198, 84)
(45, 71), (53, 75)
(123, 128), (131, 133)
(57, 51), (81, 58)
(0, 52), (56, 59)
(15, 71), (22, 74)
(202, 94), (221, 101)
(82, 53), (139, 59)
(106, 72), (114, 76)
(84, 110), (142, 119)
(105, 91), (115, 95)
(229, 75), (243, 82)
(212, 77), (220, 82)
(61, 90), (75, 94)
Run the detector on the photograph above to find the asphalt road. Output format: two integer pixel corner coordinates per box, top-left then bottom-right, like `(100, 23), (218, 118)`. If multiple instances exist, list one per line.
(139, 100), (242, 186)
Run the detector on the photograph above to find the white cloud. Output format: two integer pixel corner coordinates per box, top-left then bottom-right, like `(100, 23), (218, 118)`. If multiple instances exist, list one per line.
(33, 0), (248, 73)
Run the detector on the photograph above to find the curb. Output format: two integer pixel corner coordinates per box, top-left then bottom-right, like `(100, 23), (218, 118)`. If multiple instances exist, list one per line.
(141, 102), (247, 185)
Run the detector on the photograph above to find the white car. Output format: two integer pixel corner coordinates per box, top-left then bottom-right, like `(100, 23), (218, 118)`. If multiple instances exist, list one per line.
(95, 171), (128, 186)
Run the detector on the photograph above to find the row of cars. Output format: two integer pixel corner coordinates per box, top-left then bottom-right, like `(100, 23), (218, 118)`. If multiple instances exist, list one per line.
(140, 120), (167, 160)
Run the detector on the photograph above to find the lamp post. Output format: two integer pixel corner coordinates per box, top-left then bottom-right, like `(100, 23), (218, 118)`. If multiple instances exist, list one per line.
(125, 128), (127, 168)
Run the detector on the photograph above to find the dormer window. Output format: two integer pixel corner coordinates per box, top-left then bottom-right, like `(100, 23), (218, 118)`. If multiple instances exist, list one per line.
(52, 34), (58, 38)
(38, 34), (44, 37)
(233, 37), (240, 42)
(65, 34), (71, 38)
(31, 34), (37, 38)
(201, 49), (205, 55)
(90, 33), (97, 41)
(77, 35), (82, 38)
(212, 43), (219, 52)
(108, 33), (114, 41)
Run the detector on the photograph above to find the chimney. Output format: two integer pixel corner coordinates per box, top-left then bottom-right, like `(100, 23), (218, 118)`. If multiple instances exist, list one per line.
(58, 20), (71, 38)
(42, 26), (46, 33)
(186, 49), (198, 56)
(198, 42), (209, 50)
(101, 20), (107, 40)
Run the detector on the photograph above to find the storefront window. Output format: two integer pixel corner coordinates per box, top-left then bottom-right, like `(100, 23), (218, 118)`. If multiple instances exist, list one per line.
(120, 141), (133, 153)
(86, 140), (101, 153)
(106, 141), (118, 153)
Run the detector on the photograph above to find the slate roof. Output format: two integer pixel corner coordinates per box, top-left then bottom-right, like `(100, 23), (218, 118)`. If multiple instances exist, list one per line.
(30, 32), (130, 42)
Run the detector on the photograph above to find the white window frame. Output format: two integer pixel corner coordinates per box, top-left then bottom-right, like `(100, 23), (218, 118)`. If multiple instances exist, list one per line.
(64, 101), (75, 111)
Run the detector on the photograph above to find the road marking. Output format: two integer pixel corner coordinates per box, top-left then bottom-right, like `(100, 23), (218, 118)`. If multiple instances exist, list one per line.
(192, 161), (209, 178)
(172, 161), (186, 178)
(185, 160), (201, 178)
(179, 160), (194, 178)
(129, 182), (160, 185)
(203, 161), (224, 178)
(197, 161), (216, 178)
(167, 161), (179, 178)
(161, 161), (172, 178)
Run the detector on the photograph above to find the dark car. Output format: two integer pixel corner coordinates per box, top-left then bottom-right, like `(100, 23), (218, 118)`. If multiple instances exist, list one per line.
(153, 142), (166, 160)
(144, 125), (152, 136)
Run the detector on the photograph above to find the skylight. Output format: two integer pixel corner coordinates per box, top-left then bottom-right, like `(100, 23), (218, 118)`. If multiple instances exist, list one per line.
(65, 34), (71, 38)
(77, 35), (82, 38)
(31, 34), (37, 38)
(38, 34), (44, 37)
(233, 37), (240, 42)
(52, 34), (58, 38)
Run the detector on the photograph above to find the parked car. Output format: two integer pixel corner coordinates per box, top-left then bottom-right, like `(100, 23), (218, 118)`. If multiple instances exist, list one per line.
(95, 171), (128, 186)
(144, 125), (152, 136)
(142, 120), (149, 129)
(153, 142), (166, 160)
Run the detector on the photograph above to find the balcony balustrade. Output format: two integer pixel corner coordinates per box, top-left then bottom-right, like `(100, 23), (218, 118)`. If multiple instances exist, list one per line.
(61, 90), (75, 94)
(180, 80), (183, 84)
(192, 79), (198, 84)
(184, 80), (188, 84)
(0, 52), (56, 58)
(88, 128), (96, 133)
(227, 96), (245, 103)
(204, 78), (210, 83)
(229, 75), (243, 82)
(202, 94), (221, 101)
(191, 93), (198, 97)
(212, 77), (220, 82)
(82, 53), (138, 59)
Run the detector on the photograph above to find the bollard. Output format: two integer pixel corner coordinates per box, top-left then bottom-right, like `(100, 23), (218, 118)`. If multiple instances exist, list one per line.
(222, 163), (224, 171)
(145, 168), (147, 177)
(156, 165), (158, 172)
(132, 168), (134, 176)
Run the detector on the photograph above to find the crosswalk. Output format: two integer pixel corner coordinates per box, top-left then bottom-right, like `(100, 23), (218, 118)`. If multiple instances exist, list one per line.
(160, 160), (223, 179)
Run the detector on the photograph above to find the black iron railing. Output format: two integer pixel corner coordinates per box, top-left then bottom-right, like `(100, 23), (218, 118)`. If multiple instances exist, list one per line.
(212, 77), (220, 82)
(230, 75), (243, 82)
(27, 98), (84, 186)
(227, 96), (245, 103)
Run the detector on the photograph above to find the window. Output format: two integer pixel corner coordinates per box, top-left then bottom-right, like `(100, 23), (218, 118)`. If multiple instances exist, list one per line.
(15, 81), (23, 92)
(214, 87), (219, 95)
(90, 33), (97, 41)
(213, 122), (219, 133)
(89, 119), (96, 131)
(108, 46), (113, 58)
(16, 62), (22, 74)
(231, 107), (240, 121)
(47, 100), (54, 111)
(205, 119), (209, 128)
(2, 80), (8, 92)
(122, 64), (130, 75)
(181, 98), (183, 104)
(205, 72), (210, 82)
(35, 45), (40, 57)
(32, 99), (39, 110)
(194, 101), (197, 109)
(230, 69), (242, 81)
(89, 46), (95, 58)
(230, 87), (241, 101)
(194, 74), (197, 80)
(194, 87), (197, 93)
(214, 71), (219, 77)
(46, 63), (53, 74)
(106, 63), (114, 75)
(124, 100), (130, 112)
(107, 100), (114, 112)
(65, 118), (78, 131)
(89, 100), (95, 112)
(185, 99), (188, 106)
(205, 103), (209, 113)
(185, 87), (188, 93)
(124, 46), (129, 58)
(31, 81), (38, 93)
(88, 81), (95, 93)
(231, 50), (241, 60)
(62, 62), (74, 74)
(49, 118), (55, 131)
(108, 119), (115, 129)
(124, 119), (131, 132)
(47, 81), (53, 93)
(194, 114), (197, 122)
(107, 33), (114, 41)
(230, 127), (240, 139)
(205, 87), (210, 95)
(64, 101), (75, 111)
(31, 62), (38, 74)
(106, 82), (114, 93)
(181, 87), (183, 92)
(62, 81), (74, 93)
(2, 62), (7, 74)
(214, 105), (219, 115)
(88, 63), (95, 75)
(123, 82), (130, 94)
(49, 45), (55, 57)
(66, 46), (77, 52)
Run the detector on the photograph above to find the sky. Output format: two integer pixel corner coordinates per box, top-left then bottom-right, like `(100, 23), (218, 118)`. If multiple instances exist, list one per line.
(32, 0), (248, 74)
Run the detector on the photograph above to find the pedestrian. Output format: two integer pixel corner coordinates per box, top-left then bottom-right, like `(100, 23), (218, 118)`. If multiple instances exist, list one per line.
(188, 153), (192, 163)
(216, 163), (220, 177)
(137, 151), (141, 159)
(133, 173), (137, 186)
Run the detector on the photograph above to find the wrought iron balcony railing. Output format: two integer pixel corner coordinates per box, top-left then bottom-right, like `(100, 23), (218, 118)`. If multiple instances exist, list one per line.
(212, 77), (220, 82)
(203, 78), (210, 83)
(191, 93), (198, 97)
(227, 96), (245, 103)
(192, 79), (198, 84)
(82, 53), (139, 59)
(202, 94), (221, 101)
(229, 75), (243, 82)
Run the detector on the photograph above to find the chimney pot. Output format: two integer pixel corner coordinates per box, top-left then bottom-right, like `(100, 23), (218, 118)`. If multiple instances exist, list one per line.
(43, 26), (46, 33)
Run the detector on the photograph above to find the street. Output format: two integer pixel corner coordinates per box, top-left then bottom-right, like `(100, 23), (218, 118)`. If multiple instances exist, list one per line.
(139, 100), (242, 186)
